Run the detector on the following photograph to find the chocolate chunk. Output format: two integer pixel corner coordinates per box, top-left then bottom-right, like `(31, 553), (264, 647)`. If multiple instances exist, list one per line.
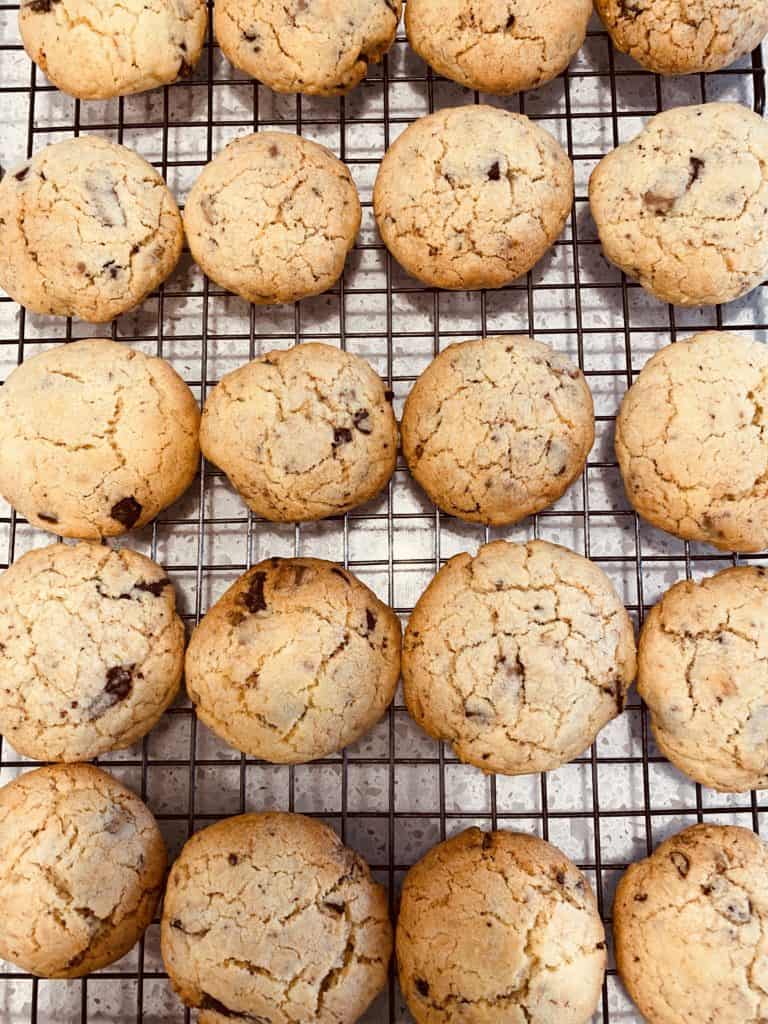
(26, 0), (60, 10)
(110, 496), (142, 529)
(85, 171), (126, 228)
(37, 511), (58, 524)
(228, 853), (238, 866)
(103, 260), (119, 279)
(241, 571), (267, 613)
(332, 427), (353, 448)
(365, 608), (377, 633)
(488, 161), (501, 181)
(269, 144), (278, 158)
(415, 979), (430, 998)
(688, 156), (704, 186)
(669, 851), (690, 878)
(595, 941), (606, 950)
(105, 665), (133, 704)
(14, 166), (30, 182)
(134, 577), (171, 597)
(643, 190), (676, 215)
(556, 870), (566, 885)
(323, 899), (345, 914)
(170, 918), (185, 930)
(353, 409), (373, 435)
(634, 893), (648, 902)
(506, 14), (516, 28)
(723, 898), (751, 924)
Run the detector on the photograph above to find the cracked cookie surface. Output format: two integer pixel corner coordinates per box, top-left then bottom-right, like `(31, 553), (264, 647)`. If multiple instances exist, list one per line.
(19, 0), (207, 100)
(0, 136), (183, 322)
(596, 0), (768, 75)
(401, 336), (594, 525)
(0, 339), (201, 539)
(0, 542), (185, 762)
(614, 823), (768, 1024)
(590, 102), (768, 307)
(397, 827), (606, 1024)
(615, 331), (768, 552)
(201, 342), (397, 522)
(161, 811), (392, 1024)
(403, 540), (636, 776)
(639, 566), (768, 792)
(214, 0), (401, 95)
(185, 557), (401, 762)
(405, 0), (592, 95)
(374, 104), (573, 291)
(0, 763), (166, 978)
(184, 132), (361, 305)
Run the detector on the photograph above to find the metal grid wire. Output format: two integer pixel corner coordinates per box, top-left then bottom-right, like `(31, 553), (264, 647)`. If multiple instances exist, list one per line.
(0, 2), (767, 1022)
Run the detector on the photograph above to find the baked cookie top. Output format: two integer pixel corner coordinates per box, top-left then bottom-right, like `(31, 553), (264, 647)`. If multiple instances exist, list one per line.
(0, 136), (183, 323)
(20, 0), (208, 99)
(615, 823), (768, 1024)
(403, 540), (637, 775)
(401, 336), (594, 525)
(161, 812), (392, 1024)
(397, 827), (606, 1024)
(184, 132), (361, 305)
(186, 557), (401, 762)
(406, 0), (592, 94)
(374, 104), (573, 291)
(0, 763), (166, 978)
(590, 102), (768, 307)
(0, 339), (200, 539)
(595, 0), (768, 75)
(615, 331), (768, 552)
(200, 343), (397, 522)
(0, 542), (184, 762)
(214, 0), (402, 95)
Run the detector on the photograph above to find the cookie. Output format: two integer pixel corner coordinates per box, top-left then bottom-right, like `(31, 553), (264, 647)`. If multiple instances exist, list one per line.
(639, 566), (768, 792)
(161, 812), (392, 1023)
(201, 343), (397, 522)
(397, 827), (606, 1024)
(614, 823), (768, 1024)
(374, 104), (573, 291)
(184, 132), (361, 305)
(615, 332), (768, 552)
(0, 542), (184, 762)
(401, 336), (594, 525)
(0, 339), (200, 539)
(0, 136), (183, 323)
(403, 539), (636, 776)
(214, 0), (402, 95)
(20, 0), (207, 100)
(595, 0), (768, 75)
(185, 557), (401, 762)
(0, 763), (166, 978)
(590, 102), (768, 307)
(406, 0), (592, 94)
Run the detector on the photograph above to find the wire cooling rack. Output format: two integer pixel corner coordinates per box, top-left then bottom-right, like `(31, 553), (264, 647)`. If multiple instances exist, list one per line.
(0, 3), (767, 1022)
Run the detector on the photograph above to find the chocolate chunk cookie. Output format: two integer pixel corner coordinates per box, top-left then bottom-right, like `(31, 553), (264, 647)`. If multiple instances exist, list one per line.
(615, 824), (768, 1024)
(639, 566), (768, 792)
(401, 336), (594, 525)
(596, 0), (768, 75)
(406, 0), (592, 94)
(214, 0), (402, 95)
(0, 339), (200, 538)
(403, 540), (637, 776)
(201, 343), (397, 522)
(185, 132), (361, 305)
(397, 828), (606, 1024)
(161, 812), (392, 1023)
(0, 136), (183, 323)
(615, 332), (768, 552)
(20, 0), (207, 100)
(374, 104), (573, 291)
(590, 102), (768, 307)
(0, 764), (166, 978)
(185, 557), (401, 762)
(0, 542), (185, 762)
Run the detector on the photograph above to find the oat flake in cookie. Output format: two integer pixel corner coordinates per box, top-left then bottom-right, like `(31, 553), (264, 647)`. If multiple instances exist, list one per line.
(397, 828), (606, 1024)
(590, 102), (768, 307)
(403, 540), (637, 776)
(201, 343), (397, 522)
(0, 136), (183, 323)
(214, 0), (402, 95)
(0, 339), (200, 539)
(401, 336), (594, 525)
(0, 764), (166, 978)
(184, 132), (361, 305)
(614, 824), (768, 1024)
(19, 0), (208, 100)
(374, 105), (573, 291)
(595, 0), (768, 75)
(0, 542), (185, 762)
(161, 812), (392, 1023)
